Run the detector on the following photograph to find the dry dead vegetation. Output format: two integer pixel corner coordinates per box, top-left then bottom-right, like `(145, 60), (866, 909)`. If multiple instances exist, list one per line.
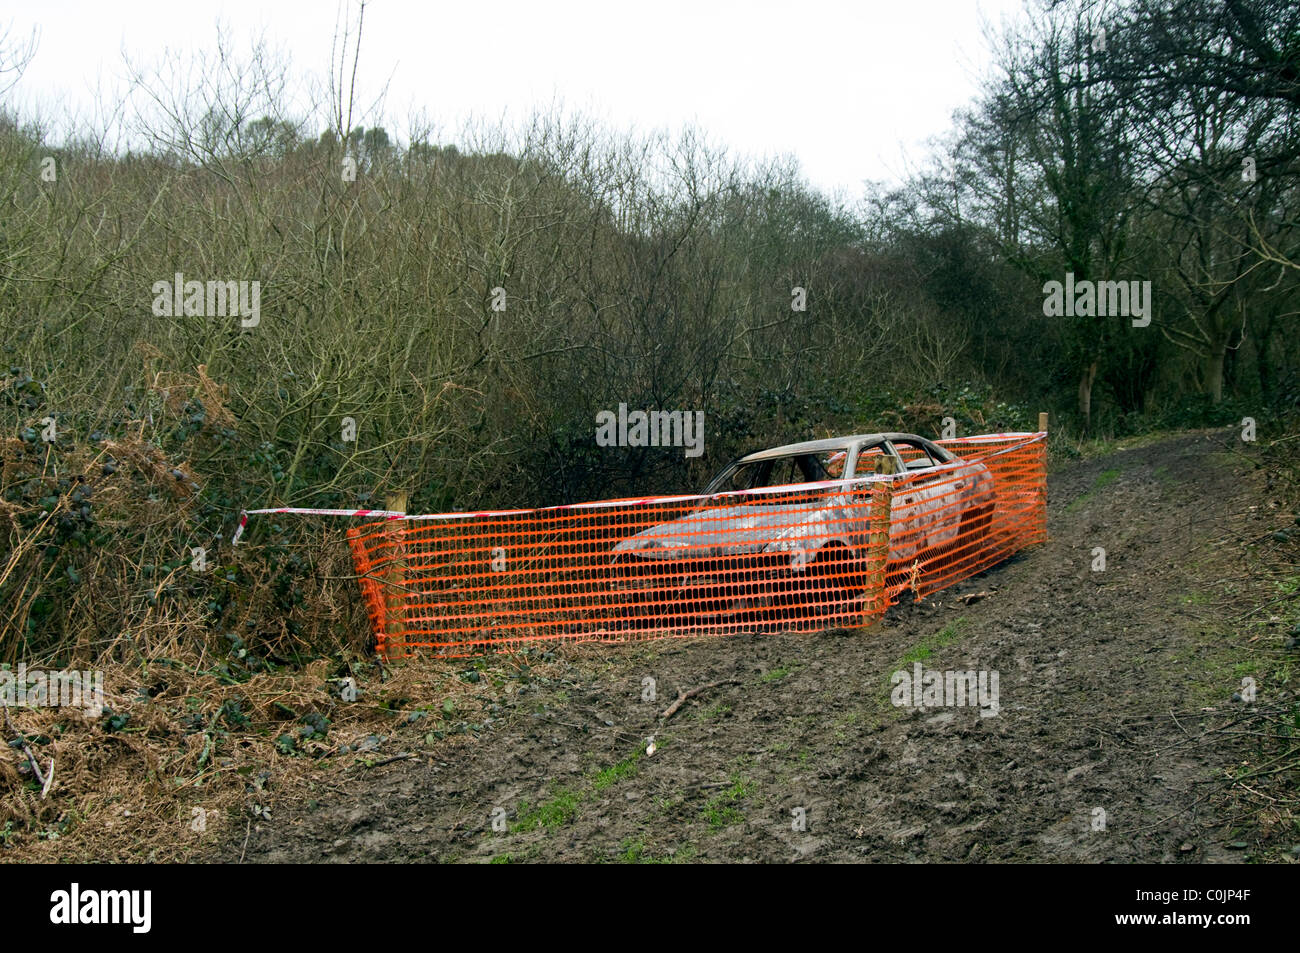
(0, 647), (581, 862)
(0, 363), (421, 861)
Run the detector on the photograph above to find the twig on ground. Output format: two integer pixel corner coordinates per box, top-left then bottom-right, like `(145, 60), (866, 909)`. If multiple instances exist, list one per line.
(660, 679), (740, 720)
(1231, 589), (1300, 622)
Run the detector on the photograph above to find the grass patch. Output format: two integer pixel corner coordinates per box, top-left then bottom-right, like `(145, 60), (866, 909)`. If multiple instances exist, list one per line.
(1171, 574), (1299, 708)
(592, 752), (640, 791)
(1067, 429), (1178, 461)
(873, 617), (972, 716)
(618, 838), (697, 863)
(1066, 467), (1122, 511)
(894, 617), (969, 668)
(701, 774), (752, 830)
(512, 789), (580, 831)
(508, 742), (649, 836)
(1094, 468), (1121, 488)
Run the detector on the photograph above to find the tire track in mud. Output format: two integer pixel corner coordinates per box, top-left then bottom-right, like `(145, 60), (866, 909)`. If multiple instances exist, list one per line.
(220, 431), (1268, 863)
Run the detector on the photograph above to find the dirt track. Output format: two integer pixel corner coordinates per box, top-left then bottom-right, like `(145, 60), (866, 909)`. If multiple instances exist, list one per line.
(218, 430), (1294, 863)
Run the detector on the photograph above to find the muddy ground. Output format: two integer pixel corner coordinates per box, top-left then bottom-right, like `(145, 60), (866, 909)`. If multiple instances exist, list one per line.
(216, 430), (1300, 863)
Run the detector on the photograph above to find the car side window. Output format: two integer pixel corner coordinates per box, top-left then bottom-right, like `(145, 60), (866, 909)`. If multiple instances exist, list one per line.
(820, 450), (848, 479)
(857, 444), (896, 475)
(721, 463), (763, 492)
(769, 457), (807, 486)
(890, 440), (937, 470)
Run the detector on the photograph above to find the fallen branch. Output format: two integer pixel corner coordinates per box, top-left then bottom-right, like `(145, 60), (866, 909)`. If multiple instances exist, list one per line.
(3, 706), (52, 797)
(660, 680), (740, 720)
(41, 757), (55, 798)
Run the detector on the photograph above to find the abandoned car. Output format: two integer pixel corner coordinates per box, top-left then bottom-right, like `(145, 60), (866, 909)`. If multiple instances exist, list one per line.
(610, 433), (996, 623)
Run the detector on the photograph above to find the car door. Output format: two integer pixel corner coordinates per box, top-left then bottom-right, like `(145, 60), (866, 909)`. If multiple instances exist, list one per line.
(845, 442), (910, 559)
(887, 437), (973, 551)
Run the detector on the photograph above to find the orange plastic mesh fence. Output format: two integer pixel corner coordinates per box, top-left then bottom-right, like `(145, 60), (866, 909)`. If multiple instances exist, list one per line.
(345, 432), (1046, 658)
(889, 434), (1047, 600)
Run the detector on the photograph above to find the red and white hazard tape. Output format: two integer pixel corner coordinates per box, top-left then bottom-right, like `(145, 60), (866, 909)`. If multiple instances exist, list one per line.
(231, 507), (406, 544)
(942, 431), (1046, 443)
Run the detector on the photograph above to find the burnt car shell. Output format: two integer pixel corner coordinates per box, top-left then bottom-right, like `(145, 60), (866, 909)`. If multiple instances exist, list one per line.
(610, 433), (994, 621)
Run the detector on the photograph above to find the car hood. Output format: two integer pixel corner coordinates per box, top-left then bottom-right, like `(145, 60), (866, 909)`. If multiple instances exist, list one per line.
(613, 499), (839, 558)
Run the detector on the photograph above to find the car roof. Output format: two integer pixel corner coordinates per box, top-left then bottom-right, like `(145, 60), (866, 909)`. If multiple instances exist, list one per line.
(737, 433), (932, 463)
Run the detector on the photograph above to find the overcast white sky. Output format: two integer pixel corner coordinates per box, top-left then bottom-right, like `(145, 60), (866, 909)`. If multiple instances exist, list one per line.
(5, 0), (1028, 196)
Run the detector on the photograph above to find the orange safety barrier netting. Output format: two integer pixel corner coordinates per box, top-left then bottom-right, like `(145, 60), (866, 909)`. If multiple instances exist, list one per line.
(345, 432), (1047, 658)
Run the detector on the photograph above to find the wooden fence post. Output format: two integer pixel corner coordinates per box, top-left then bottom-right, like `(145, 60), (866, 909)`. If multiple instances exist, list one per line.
(1038, 411), (1048, 433)
(382, 491), (410, 661)
(866, 477), (895, 617)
